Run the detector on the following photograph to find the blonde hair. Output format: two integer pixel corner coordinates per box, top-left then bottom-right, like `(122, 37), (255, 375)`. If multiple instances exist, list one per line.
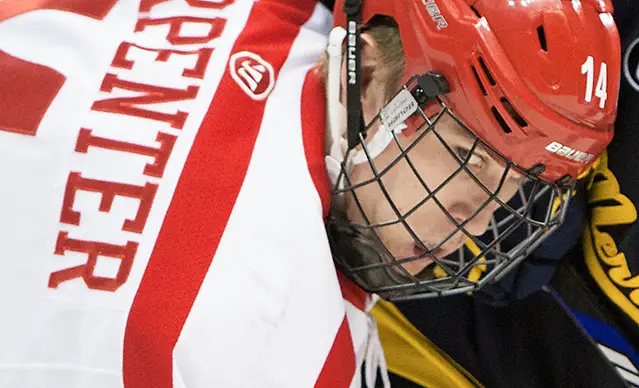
(319, 17), (405, 102)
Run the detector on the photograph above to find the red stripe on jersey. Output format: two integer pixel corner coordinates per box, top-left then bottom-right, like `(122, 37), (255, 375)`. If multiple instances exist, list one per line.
(338, 271), (369, 312)
(0, 0), (118, 23)
(315, 272), (369, 387)
(122, 2), (318, 387)
(301, 67), (331, 217)
(314, 316), (356, 388)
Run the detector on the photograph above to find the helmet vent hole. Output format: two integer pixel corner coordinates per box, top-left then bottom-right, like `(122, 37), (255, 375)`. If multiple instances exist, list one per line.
(471, 66), (487, 95)
(537, 25), (548, 52)
(478, 57), (496, 86)
(470, 5), (482, 18)
(500, 97), (528, 127)
(491, 106), (512, 134)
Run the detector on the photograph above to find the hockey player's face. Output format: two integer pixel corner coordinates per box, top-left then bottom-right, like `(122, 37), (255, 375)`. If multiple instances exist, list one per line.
(345, 114), (526, 275)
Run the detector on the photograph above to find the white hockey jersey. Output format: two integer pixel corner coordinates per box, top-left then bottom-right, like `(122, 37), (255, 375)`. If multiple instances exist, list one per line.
(0, 1), (378, 387)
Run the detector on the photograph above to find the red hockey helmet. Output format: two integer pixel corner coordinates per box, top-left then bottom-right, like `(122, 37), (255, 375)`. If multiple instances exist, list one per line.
(333, 0), (620, 183)
(327, 0), (621, 300)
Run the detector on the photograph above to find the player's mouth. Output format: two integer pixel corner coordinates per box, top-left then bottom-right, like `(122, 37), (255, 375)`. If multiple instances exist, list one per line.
(392, 243), (440, 275)
(412, 242), (445, 258)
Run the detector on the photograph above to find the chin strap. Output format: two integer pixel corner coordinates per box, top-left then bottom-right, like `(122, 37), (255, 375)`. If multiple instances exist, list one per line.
(325, 26), (349, 191)
(325, 25), (409, 186)
(343, 0), (366, 151)
(326, 27), (347, 163)
(325, 1), (421, 189)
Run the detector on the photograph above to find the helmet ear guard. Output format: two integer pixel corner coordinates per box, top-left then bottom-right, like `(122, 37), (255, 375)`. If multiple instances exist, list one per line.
(327, 0), (620, 300)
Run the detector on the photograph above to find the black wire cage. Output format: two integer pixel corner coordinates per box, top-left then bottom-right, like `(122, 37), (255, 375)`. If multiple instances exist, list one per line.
(327, 74), (574, 301)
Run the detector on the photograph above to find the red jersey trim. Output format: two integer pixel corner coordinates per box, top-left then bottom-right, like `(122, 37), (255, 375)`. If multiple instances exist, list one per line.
(0, 0), (118, 23)
(338, 270), (369, 312)
(314, 272), (370, 387)
(301, 67), (331, 217)
(303, 68), (361, 388)
(314, 316), (357, 388)
(122, 2), (318, 387)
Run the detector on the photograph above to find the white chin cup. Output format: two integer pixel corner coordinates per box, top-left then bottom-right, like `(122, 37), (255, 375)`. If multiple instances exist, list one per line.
(349, 122), (407, 166)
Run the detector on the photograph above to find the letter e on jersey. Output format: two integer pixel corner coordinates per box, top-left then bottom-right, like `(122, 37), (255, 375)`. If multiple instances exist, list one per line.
(229, 51), (275, 100)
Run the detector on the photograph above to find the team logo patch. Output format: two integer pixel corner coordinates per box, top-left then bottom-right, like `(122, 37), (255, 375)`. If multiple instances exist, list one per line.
(229, 51), (275, 100)
(623, 37), (639, 92)
(583, 152), (639, 326)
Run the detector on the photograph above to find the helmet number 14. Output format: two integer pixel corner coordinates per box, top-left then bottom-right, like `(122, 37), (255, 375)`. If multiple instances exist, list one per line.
(581, 55), (608, 109)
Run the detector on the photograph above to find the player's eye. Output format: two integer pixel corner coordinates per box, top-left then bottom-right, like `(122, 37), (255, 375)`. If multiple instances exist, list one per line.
(454, 146), (485, 167)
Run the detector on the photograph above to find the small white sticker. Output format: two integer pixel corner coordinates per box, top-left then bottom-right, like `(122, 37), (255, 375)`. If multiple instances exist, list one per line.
(545, 141), (595, 163)
(380, 88), (418, 131)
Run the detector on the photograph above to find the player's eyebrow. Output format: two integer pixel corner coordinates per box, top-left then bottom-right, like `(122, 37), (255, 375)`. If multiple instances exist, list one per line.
(445, 120), (491, 157)
(506, 169), (527, 185)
